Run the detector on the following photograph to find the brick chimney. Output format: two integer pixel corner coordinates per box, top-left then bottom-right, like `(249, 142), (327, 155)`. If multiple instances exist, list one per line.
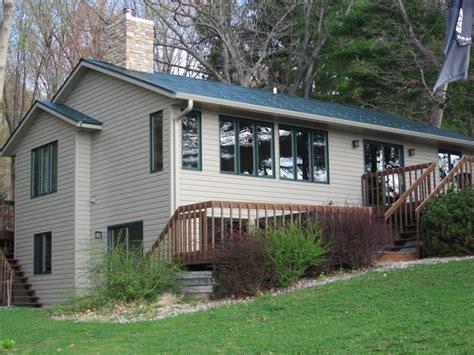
(105, 8), (155, 73)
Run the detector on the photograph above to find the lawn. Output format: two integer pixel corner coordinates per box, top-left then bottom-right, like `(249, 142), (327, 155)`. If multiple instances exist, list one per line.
(1, 259), (474, 354)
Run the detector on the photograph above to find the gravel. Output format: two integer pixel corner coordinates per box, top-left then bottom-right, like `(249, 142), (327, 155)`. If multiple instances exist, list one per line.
(52, 255), (474, 324)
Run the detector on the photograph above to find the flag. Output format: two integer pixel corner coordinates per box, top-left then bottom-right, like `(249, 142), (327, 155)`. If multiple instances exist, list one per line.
(433, 0), (473, 93)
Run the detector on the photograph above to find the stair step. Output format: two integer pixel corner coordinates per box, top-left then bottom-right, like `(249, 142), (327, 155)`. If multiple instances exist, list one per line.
(394, 237), (417, 246)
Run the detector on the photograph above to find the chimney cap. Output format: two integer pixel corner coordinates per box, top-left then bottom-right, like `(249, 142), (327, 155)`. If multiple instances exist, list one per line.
(123, 7), (133, 16)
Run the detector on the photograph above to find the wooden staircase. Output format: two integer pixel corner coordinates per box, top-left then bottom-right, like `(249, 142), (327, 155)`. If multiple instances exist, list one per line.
(363, 156), (474, 257)
(1, 253), (42, 307)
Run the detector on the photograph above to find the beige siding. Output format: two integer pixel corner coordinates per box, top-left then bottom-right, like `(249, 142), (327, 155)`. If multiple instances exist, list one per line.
(61, 70), (173, 252)
(75, 131), (92, 291)
(13, 112), (76, 305)
(177, 109), (442, 207)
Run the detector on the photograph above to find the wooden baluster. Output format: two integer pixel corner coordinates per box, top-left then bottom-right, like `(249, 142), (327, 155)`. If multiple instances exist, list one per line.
(203, 204), (208, 262)
(211, 204), (215, 250)
(229, 202), (233, 239)
(221, 202), (225, 246)
(273, 204), (277, 229)
(298, 206), (302, 227)
(290, 205), (294, 224)
(264, 204), (268, 234)
(256, 204), (259, 233)
(188, 205), (192, 263)
(238, 203), (242, 235)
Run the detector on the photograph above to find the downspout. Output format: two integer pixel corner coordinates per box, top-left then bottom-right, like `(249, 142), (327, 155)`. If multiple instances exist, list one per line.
(172, 99), (193, 212)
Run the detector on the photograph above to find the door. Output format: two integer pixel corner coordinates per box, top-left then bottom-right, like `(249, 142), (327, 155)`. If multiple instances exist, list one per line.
(364, 141), (404, 205)
(438, 149), (461, 179)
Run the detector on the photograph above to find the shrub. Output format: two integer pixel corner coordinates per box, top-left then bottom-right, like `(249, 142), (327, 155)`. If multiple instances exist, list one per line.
(89, 245), (180, 305)
(315, 210), (389, 271)
(214, 235), (275, 297)
(1, 339), (15, 350)
(264, 222), (326, 287)
(421, 188), (474, 257)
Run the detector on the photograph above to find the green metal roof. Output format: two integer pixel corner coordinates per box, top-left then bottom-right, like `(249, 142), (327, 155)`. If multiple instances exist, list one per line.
(85, 59), (474, 143)
(39, 100), (102, 126)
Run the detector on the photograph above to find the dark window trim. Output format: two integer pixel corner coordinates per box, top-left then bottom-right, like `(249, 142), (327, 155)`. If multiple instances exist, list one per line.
(34, 231), (52, 275)
(31, 141), (58, 198)
(278, 124), (330, 184)
(107, 220), (144, 253)
(150, 111), (164, 173)
(363, 139), (405, 173)
(182, 110), (202, 171)
(219, 115), (275, 178)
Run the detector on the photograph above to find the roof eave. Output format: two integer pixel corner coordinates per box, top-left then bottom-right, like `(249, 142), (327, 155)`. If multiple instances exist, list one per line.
(175, 92), (474, 148)
(1, 102), (102, 157)
(53, 60), (178, 104)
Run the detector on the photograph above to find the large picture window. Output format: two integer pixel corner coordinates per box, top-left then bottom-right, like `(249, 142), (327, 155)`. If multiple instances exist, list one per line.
(219, 116), (274, 177)
(279, 125), (329, 183)
(182, 111), (201, 170)
(34, 232), (52, 275)
(31, 141), (58, 197)
(150, 111), (163, 172)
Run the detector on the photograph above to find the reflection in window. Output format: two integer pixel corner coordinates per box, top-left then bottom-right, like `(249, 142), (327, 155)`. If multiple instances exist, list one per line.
(150, 111), (163, 172)
(313, 133), (327, 182)
(279, 127), (293, 179)
(257, 124), (273, 176)
(364, 142), (402, 173)
(108, 222), (144, 255)
(31, 141), (58, 197)
(219, 116), (274, 177)
(220, 120), (235, 173)
(182, 111), (201, 170)
(296, 128), (310, 181)
(239, 121), (254, 175)
(279, 125), (329, 183)
(438, 149), (461, 179)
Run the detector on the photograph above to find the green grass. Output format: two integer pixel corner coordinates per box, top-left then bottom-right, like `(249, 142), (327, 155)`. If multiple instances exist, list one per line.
(1, 260), (474, 354)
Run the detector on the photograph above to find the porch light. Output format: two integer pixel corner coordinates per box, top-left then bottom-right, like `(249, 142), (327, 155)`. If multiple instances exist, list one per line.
(409, 148), (416, 156)
(94, 231), (103, 240)
(352, 140), (360, 148)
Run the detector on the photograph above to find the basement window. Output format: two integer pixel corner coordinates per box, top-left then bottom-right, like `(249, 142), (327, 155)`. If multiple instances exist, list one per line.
(34, 232), (52, 275)
(31, 141), (58, 198)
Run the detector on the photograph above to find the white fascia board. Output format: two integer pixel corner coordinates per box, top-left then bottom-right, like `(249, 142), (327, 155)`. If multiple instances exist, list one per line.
(175, 92), (474, 148)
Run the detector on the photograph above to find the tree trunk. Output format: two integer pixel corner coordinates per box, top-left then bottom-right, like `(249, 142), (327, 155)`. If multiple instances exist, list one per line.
(429, 83), (448, 128)
(0, 0), (16, 197)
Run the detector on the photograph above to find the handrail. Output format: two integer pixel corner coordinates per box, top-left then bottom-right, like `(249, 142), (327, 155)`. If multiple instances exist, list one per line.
(361, 162), (433, 209)
(384, 162), (437, 220)
(149, 200), (374, 264)
(415, 156), (474, 214)
(0, 249), (13, 307)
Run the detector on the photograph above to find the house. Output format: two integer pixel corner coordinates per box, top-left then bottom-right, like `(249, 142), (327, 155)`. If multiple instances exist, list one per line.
(0, 9), (474, 306)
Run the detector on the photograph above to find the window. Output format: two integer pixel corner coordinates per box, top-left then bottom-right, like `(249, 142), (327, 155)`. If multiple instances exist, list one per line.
(150, 111), (163, 172)
(34, 232), (52, 275)
(182, 111), (201, 170)
(438, 149), (461, 179)
(278, 125), (329, 183)
(31, 141), (58, 197)
(108, 222), (144, 255)
(219, 116), (274, 177)
(364, 141), (403, 173)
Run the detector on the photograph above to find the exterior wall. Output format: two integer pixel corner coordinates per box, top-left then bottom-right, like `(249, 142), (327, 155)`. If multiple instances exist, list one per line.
(13, 112), (77, 305)
(61, 70), (173, 252)
(74, 131), (92, 291)
(176, 108), (443, 207)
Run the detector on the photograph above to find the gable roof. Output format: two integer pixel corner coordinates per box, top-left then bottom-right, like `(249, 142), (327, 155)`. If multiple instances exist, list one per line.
(1, 100), (102, 156)
(78, 59), (474, 145)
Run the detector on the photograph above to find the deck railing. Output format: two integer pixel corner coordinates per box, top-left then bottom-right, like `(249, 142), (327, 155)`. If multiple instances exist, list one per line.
(382, 162), (437, 245)
(361, 163), (434, 211)
(0, 249), (13, 307)
(149, 201), (374, 264)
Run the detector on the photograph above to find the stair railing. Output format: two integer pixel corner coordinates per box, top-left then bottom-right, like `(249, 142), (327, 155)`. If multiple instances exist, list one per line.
(414, 156), (474, 254)
(0, 249), (13, 307)
(383, 161), (437, 249)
